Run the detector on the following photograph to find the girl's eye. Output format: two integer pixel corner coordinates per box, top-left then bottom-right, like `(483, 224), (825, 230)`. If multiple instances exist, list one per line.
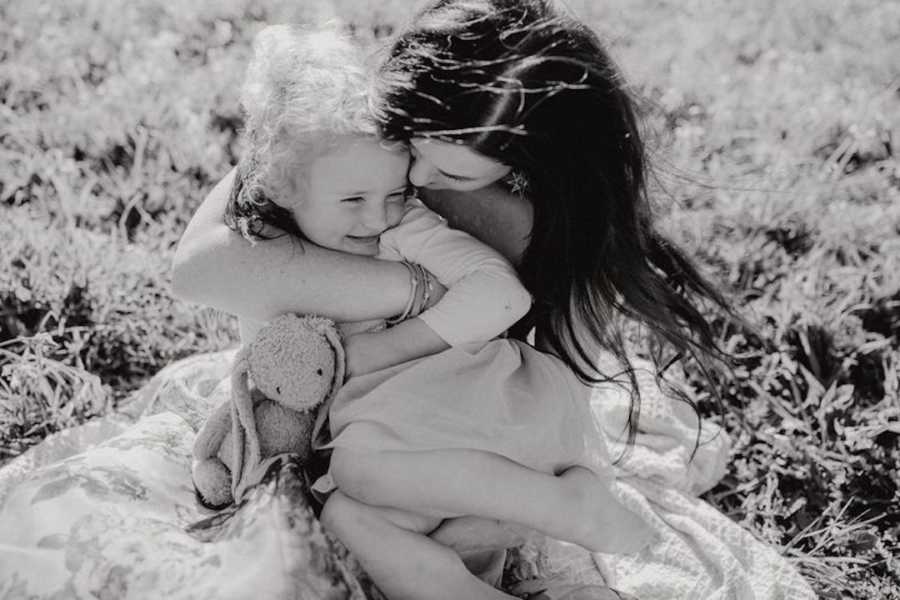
(341, 196), (364, 203)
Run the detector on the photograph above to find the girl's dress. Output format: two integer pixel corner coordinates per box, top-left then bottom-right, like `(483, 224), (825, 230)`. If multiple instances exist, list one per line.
(318, 198), (612, 485)
(328, 336), (609, 477)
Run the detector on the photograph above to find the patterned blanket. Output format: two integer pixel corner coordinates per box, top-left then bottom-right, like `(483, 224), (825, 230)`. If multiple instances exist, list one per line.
(0, 350), (816, 599)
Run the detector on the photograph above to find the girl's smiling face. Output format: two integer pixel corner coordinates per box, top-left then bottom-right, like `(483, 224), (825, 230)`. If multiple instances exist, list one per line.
(288, 137), (410, 256)
(407, 138), (512, 191)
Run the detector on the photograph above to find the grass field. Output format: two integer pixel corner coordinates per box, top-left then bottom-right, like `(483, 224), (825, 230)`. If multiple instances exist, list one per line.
(2, 0), (898, 597)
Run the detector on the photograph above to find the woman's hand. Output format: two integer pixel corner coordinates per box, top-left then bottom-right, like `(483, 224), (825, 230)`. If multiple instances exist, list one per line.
(342, 333), (382, 380)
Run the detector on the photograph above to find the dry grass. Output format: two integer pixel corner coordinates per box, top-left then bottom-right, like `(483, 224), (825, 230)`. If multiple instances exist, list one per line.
(1, 0), (898, 597)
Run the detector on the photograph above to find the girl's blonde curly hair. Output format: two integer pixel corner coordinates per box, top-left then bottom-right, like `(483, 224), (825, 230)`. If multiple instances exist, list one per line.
(226, 25), (378, 241)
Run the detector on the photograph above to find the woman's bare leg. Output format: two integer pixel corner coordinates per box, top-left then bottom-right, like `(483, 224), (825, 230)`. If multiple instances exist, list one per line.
(321, 491), (516, 600)
(331, 448), (651, 554)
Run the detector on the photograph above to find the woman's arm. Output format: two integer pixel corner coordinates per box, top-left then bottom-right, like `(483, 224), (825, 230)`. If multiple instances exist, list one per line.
(343, 203), (532, 377)
(171, 168), (413, 323)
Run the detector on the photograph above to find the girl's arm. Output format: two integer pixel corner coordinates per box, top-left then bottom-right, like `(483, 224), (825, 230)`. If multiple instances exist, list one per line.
(344, 317), (444, 377)
(172, 168), (413, 323)
(402, 205), (532, 346)
(344, 203), (532, 376)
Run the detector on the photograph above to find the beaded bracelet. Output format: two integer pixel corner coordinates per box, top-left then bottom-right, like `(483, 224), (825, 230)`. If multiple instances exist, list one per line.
(386, 261), (421, 326)
(386, 261), (439, 325)
(418, 267), (435, 315)
(409, 262), (428, 318)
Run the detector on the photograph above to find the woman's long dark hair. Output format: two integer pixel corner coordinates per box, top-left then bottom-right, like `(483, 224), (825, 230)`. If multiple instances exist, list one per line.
(373, 0), (737, 444)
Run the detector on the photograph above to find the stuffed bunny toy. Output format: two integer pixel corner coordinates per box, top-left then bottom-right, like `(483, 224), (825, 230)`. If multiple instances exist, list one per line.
(192, 314), (345, 509)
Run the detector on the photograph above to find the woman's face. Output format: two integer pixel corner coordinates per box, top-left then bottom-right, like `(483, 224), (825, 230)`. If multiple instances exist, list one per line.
(408, 138), (512, 191)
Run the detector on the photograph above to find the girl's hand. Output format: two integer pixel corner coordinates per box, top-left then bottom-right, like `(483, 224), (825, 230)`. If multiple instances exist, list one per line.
(342, 332), (381, 380)
(422, 274), (447, 311)
(343, 318), (450, 379)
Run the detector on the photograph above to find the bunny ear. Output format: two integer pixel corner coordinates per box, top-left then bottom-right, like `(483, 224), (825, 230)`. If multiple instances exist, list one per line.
(229, 351), (261, 501)
(192, 397), (232, 460)
(303, 314), (345, 389)
(310, 323), (346, 452)
(321, 323), (346, 391)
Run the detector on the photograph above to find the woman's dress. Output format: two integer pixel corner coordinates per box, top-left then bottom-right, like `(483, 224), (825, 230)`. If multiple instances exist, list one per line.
(0, 349), (817, 600)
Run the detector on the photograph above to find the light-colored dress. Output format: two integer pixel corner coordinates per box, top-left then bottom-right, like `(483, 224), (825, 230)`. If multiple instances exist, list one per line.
(327, 338), (610, 478)
(321, 199), (611, 482)
(0, 350), (818, 599)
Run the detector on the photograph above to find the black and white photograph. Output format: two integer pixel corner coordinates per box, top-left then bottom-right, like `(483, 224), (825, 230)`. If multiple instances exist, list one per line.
(1, 1), (898, 598)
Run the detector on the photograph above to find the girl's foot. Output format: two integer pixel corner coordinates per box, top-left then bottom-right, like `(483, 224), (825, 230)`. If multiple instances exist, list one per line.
(556, 466), (653, 554)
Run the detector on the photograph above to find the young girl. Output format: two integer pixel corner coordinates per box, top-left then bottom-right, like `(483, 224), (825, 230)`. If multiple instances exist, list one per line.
(231, 24), (652, 600)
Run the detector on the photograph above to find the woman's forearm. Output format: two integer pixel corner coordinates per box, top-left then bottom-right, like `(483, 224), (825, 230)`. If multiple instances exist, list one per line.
(171, 168), (411, 322)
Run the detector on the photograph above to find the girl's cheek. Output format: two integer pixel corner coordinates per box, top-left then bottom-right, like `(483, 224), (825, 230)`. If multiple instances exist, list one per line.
(387, 203), (406, 228)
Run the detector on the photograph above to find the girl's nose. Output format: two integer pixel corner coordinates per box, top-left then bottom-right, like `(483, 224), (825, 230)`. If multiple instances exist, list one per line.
(408, 157), (435, 187)
(365, 200), (402, 232)
(364, 204), (389, 231)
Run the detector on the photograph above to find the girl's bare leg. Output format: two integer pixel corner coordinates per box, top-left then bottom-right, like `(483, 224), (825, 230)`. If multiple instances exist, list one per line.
(430, 516), (532, 585)
(430, 515), (533, 554)
(330, 448), (652, 554)
(321, 491), (516, 600)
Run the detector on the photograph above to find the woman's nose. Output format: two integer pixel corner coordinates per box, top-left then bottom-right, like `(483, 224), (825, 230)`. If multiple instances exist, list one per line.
(408, 157), (435, 187)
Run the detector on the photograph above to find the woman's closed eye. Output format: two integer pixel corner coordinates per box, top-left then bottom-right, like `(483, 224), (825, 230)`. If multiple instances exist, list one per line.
(441, 171), (471, 182)
(340, 189), (407, 204)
